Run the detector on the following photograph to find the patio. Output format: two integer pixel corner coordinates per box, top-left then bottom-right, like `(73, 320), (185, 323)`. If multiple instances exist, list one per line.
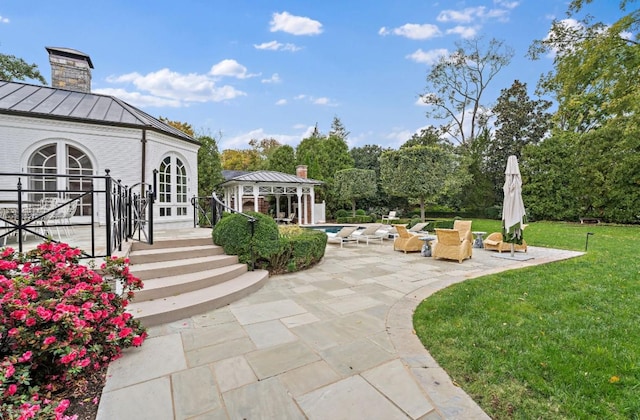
(96, 233), (582, 419)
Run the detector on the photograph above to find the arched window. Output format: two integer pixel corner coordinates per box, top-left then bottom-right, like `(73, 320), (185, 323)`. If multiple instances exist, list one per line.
(27, 142), (93, 216)
(158, 155), (188, 217)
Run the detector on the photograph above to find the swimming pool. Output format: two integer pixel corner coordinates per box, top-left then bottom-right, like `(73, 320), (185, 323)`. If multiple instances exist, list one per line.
(304, 225), (363, 234)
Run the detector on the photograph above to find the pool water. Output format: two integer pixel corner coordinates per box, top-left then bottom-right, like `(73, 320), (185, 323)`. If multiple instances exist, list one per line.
(304, 225), (363, 234)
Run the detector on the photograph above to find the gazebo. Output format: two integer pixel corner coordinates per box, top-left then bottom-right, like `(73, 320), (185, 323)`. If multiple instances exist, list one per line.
(218, 166), (324, 224)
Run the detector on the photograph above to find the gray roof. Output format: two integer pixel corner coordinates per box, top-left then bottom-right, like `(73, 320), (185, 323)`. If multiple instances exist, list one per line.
(221, 170), (323, 185)
(0, 80), (197, 144)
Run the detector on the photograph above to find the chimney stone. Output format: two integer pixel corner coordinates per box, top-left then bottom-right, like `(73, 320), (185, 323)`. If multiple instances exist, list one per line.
(46, 47), (93, 93)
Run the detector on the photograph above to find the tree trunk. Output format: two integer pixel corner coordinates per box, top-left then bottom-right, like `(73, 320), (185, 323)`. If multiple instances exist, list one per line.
(352, 199), (357, 217)
(420, 196), (426, 221)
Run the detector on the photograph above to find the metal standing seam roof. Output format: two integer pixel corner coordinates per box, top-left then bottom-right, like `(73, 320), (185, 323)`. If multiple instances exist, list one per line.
(220, 170), (323, 185)
(0, 80), (197, 144)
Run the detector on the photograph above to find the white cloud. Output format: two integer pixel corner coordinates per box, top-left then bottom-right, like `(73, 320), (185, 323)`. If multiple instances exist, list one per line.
(313, 97), (330, 105)
(446, 26), (478, 39)
(209, 59), (258, 79)
(103, 67), (247, 107)
(291, 94), (336, 106)
(275, 98), (287, 105)
(494, 0), (519, 9)
(254, 40), (302, 52)
(262, 73), (281, 84)
(0, 16), (9, 24)
(221, 127), (307, 150)
(270, 11), (323, 36)
(437, 4), (516, 25)
(406, 48), (448, 65)
(379, 23), (441, 40)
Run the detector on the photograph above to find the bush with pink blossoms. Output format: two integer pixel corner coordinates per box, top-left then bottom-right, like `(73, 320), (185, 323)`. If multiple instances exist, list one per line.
(0, 242), (147, 419)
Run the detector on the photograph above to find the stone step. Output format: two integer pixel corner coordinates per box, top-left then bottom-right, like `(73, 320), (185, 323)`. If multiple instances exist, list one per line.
(131, 236), (213, 251)
(130, 254), (239, 281)
(128, 244), (223, 265)
(127, 270), (269, 327)
(133, 263), (248, 302)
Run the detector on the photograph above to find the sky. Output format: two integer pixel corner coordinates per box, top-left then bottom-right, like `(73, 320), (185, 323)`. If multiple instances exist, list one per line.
(0, 1), (626, 151)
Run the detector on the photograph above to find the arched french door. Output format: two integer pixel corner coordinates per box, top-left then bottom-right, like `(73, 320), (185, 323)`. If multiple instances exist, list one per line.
(27, 142), (94, 216)
(158, 155), (188, 218)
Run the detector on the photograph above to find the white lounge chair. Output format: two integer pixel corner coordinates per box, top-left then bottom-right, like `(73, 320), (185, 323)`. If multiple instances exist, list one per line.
(327, 226), (358, 248)
(355, 224), (385, 245)
(381, 211), (399, 224)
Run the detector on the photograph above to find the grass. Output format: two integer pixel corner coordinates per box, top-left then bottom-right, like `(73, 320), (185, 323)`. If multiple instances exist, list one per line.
(413, 220), (640, 419)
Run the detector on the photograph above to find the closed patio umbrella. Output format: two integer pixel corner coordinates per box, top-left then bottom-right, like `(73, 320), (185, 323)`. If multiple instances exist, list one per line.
(502, 155), (526, 256)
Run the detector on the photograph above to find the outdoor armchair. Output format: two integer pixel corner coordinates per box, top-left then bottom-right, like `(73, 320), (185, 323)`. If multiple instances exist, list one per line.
(483, 232), (528, 253)
(452, 220), (473, 242)
(432, 228), (472, 263)
(392, 225), (424, 253)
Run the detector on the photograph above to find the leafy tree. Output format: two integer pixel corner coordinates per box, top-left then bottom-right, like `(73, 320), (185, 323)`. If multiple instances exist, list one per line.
(196, 133), (224, 197)
(421, 37), (514, 145)
(485, 80), (552, 197)
(221, 149), (261, 171)
(249, 137), (282, 169)
(329, 115), (350, 140)
(296, 125), (325, 180)
(401, 126), (446, 149)
(266, 144), (296, 174)
(0, 53), (47, 84)
(454, 128), (495, 212)
(380, 145), (460, 221)
(158, 117), (195, 137)
(334, 168), (377, 216)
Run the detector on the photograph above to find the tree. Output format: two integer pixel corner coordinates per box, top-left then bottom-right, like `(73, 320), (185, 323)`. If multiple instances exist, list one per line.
(329, 115), (350, 140)
(400, 126), (446, 149)
(334, 168), (377, 216)
(158, 117), (195, 137)
(249, 137), (282, 169)
(0, 53), (47, 84)
(221, 149), (261, 171)
(421, 37), (514, 145)
(380, 145), (460, 221)
(485, 80), (552, 197)
(266, 144), (296, 174)
(196, 133), (224, 197)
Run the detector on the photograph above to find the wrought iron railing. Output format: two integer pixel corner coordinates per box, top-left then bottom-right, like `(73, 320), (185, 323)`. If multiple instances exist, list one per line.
(0, 170), (154, 258)
(193, 192), (256, 270)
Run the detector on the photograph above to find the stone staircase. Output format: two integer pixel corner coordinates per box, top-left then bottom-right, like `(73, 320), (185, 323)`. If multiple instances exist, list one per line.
(125, 237), (269, 327)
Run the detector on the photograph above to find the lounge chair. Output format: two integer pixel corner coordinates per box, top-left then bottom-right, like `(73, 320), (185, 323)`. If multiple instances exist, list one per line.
(432, 228), (472, 263)
(355, 223), (385, 245)
(393, 225), (424, 253)
(327, 226), (359, 248)
(382, 211), (400, 224)
(407, 222), (430, 235)
(452, 220), (473, 242)
(483, 232), (528, 253)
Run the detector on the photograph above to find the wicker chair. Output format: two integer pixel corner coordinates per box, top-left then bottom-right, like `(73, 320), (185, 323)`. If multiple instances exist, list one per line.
(483, 232), (528, 253)
(432, 228), (472, 263)
(453, 220), (473, 242)
(393, 225), (424, 253)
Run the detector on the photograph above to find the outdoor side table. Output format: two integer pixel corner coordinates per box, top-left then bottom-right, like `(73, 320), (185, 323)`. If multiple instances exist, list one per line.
(472, 231), (487, 248)
(419, 235), (437, 257)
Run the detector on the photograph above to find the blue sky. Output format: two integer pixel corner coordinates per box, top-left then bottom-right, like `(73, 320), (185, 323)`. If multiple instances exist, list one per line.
(0, 1), (625, 150)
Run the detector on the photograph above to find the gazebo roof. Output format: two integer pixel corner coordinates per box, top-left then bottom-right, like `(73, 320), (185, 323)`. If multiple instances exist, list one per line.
(220, 170), (323, 186)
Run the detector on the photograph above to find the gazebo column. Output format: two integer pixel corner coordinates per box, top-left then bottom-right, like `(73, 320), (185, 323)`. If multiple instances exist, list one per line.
(253, 185), (259, 212)
(275, 194), (281, 217)
(296, 187), (303, 225)
(237, 185), (243, 212)
(310, 188), (315, 224)
(287, 195), (292, 217)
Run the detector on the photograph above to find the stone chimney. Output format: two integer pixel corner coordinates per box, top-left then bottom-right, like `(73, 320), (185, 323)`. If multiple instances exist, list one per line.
(46, 47), (93, 93)
(296, 165), (308, 178)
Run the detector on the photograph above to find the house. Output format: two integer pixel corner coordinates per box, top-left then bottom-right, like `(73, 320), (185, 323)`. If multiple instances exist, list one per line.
(0, 47), (199, 229)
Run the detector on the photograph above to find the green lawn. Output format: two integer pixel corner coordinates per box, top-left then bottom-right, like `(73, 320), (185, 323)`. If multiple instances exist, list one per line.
(413, 221), (640, 419)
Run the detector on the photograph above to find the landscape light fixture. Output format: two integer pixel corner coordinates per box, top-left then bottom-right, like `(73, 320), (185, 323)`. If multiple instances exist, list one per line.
(585, 232), (594, 251)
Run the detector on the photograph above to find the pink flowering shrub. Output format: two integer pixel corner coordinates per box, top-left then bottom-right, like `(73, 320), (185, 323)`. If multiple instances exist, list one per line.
(0, 242), (147, 419)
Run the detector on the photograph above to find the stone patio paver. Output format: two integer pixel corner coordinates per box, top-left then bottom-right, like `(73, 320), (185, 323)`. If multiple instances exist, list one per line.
(97, 230), (584, 420)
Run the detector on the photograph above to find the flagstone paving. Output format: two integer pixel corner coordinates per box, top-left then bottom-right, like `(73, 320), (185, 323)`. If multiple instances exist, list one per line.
(97, 240), (583, 420)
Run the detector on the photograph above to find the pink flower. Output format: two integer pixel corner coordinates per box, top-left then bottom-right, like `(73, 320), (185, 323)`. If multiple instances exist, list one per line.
(43, 336), (57, 345)
(6, 383), (17, 396)
(118, 327), (133, 338)
(4, 363), (15, 378)
(132, 335), (145, 346)
(25, 317), (36, 327)
(19, 350), (33, 362)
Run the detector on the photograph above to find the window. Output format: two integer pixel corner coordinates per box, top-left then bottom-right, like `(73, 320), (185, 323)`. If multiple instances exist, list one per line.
(158, 155), (188, 217)
(27, 143), (93, 216)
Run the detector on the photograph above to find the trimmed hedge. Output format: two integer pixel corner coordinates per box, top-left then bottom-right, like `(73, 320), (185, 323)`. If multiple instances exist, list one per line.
(212, 212), (280, 266)
(212, 214), (326, 274)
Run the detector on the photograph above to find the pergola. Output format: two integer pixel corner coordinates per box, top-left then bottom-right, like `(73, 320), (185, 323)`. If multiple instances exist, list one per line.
(219, 169), (323, 224)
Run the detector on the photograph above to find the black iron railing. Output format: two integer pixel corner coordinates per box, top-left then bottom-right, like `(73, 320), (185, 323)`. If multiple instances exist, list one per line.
(0, 170), (154, 258)
(192, 192), (256, 270)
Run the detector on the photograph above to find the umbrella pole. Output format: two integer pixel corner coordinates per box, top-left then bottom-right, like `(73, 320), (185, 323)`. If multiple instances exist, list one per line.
(511, 243), (515, 257)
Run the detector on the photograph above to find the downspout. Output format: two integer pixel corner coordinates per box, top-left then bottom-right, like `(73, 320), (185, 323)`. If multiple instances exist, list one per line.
(141, 128), (147, 184)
